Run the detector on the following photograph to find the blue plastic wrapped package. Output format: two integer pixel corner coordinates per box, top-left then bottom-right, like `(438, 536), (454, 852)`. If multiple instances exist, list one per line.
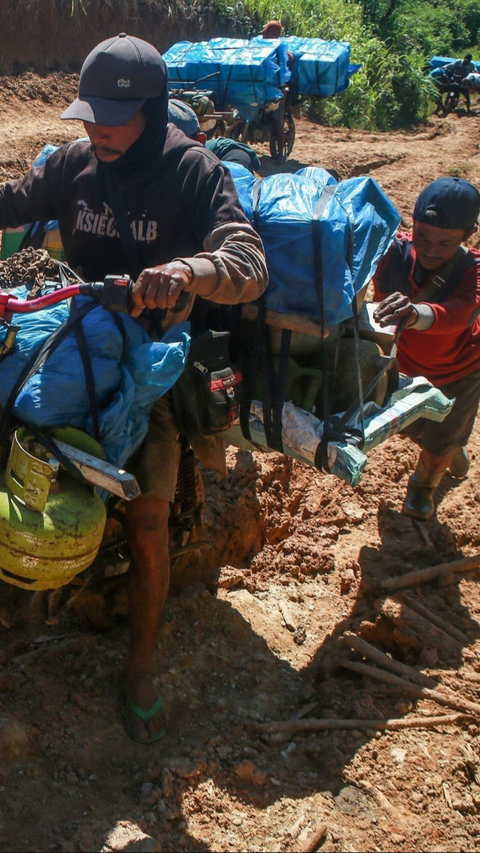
(247, 36), (292, 87)
(334, 176), (402, 302)
(164, 38), (289, 120)
(250, 174), (333, 317)
(283, 37), (351, 97)
(221, 161), (257, 223)
(296, 166), (338, 187)
(0, 289), (189, 466)
(429, 67), (449, 80)
(238, 173), (400, 326)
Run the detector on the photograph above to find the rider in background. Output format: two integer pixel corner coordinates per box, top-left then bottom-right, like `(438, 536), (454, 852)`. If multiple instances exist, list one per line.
(168, 99), (261, 173)
(443, 54), (476, 113)
(260, 20), (293, 165)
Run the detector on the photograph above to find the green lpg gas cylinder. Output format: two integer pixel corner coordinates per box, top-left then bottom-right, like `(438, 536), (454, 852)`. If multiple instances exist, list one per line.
(0, 427), (107, 590)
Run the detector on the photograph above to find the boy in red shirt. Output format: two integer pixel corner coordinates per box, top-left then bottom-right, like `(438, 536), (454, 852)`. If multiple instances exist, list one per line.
(372, 177), (480, 520)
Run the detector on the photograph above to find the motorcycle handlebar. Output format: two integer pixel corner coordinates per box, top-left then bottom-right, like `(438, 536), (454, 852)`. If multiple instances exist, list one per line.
(0, 275), (134, 320)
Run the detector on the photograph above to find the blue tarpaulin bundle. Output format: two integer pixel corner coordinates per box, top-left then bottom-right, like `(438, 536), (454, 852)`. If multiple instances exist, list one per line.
(0, 291), (189, 466)
(164, 38), (289, 121)
(282, 37), (352, 96)
(227, 167), (400, 327)
(164, 37), (354, 117)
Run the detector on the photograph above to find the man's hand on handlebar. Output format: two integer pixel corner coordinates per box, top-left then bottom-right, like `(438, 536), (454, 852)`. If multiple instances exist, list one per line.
(130, 261), (193, 318)
(373, 292), (419, 329)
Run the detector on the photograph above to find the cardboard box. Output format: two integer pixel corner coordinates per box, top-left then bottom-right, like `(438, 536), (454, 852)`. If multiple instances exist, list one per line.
(42, 227), (65, 262)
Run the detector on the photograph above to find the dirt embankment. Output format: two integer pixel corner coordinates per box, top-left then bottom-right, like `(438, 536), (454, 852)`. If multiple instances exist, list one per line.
(0, 74), (480, 853)
(0, 1), (229, 75)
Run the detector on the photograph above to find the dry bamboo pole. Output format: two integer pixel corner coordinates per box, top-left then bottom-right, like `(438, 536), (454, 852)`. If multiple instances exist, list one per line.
(381, 554), (480, 592)
(374, 597), (462, 655)
(342, 659), (480, 715)
(255, 713), (467, 735)
(340, 632), (439, 688)
(395, 593), (472, 645)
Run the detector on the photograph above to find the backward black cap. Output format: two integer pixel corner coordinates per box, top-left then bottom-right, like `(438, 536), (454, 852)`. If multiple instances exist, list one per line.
(61, 33), (167, 126)
(413, 177), (480, 230)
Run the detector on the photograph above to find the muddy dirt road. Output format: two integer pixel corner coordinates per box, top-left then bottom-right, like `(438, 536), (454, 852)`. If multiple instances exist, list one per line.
(1, 74), (480, 853)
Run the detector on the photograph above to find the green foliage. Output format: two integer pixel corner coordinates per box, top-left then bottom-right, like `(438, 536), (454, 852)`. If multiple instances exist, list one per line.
(211, 0), (478, 130)
(306, 39), (436, 130)
(362, 0), (480, 57)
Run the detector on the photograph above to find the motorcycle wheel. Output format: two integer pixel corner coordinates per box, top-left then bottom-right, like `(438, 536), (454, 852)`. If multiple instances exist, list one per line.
(442, 90), (460, 116)
(227, 119), (249, 143)
(205, 118), (227, 140)
(269, 107), (296, 161)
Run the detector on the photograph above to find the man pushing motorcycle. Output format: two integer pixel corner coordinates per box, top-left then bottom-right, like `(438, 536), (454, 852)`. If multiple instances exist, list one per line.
(0, 33), (268, 743)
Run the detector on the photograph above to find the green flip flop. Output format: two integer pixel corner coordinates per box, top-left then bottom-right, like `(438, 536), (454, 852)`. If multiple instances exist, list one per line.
(125, 694), (166, 744)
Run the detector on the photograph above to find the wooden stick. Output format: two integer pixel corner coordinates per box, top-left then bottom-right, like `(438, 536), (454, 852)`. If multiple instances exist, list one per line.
(342, 659), (480, 715)
(341, 632), (438, 688)
(292, 823), (327, 853)
(381, 554), (480, 592)
(395, 593), (472, 646)
(278, 600), (296, 632)
(425, 669), (480, 690)
(255, 712), (466, 735)
(374, 597), (462, 655)
(241, 303), (329, 339)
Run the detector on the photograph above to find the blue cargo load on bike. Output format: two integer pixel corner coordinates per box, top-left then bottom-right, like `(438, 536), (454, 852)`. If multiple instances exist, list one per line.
(282, 37), (352, 97)
(163, 38), (290, 121)
(163, 36), (354, 120)
(222, 165), (400, 326)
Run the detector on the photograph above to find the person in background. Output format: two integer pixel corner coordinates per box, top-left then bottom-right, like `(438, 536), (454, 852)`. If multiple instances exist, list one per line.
(444, 54), (476, 113)
(168, 99), (261, 173)
(372, 177), (480, 521)
(260, 20), (291, 164)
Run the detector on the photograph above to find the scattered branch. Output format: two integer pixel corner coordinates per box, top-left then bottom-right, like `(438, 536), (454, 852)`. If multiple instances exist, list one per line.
(374, 597), (462, 655)
(340, 632), (438, 688)
(291, 822), (327, 853)
(255, 712), (467, 735)
(395, 593), (472, 646)
(342, 659), (480, 716)
(381, 554), (480, 592)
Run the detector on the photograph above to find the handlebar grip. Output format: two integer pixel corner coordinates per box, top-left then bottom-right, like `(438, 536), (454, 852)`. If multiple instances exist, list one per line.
(82, 276), (133, 313)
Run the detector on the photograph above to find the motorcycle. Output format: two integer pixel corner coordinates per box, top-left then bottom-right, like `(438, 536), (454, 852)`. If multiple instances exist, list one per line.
(168, 84), (297, 161)
(226, 97), (297, 162)
(431, 70), (471, 116)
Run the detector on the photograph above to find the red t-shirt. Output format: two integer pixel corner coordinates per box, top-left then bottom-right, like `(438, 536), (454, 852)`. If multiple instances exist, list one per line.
(372, 232), (480, 386)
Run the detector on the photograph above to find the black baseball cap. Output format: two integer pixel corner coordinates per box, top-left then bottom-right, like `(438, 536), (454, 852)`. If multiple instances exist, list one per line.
(413, 177), (480, 230)
(61, 33), (167, 126)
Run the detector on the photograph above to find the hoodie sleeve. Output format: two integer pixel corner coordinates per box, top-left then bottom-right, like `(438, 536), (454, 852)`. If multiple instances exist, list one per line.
(175, 158), (268, 304)
(0, 146), (66, 228)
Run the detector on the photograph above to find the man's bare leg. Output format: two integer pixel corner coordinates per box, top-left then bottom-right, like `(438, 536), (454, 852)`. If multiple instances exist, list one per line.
(124, 494), (170, 741)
